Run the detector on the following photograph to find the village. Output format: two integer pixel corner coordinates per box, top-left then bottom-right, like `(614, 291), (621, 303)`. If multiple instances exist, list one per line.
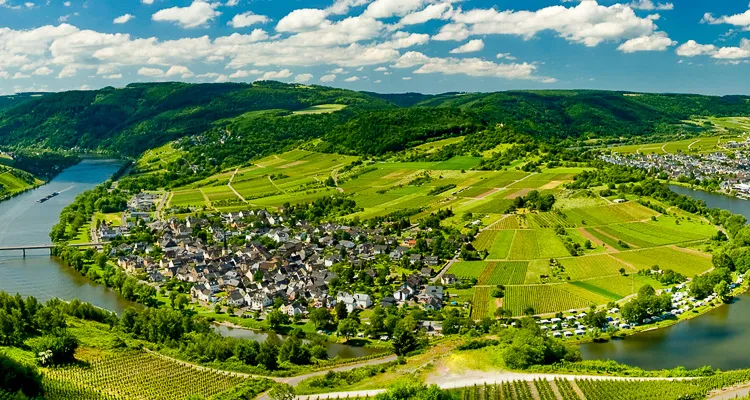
(602, 149), (750, 196)
(97, 192), (467, 337)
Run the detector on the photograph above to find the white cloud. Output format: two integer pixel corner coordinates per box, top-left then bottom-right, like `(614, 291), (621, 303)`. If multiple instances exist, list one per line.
(152, 1), (221, 29)
(702, 10), (750, 29)
(363, 0), (425, 19)
(63, 1), (70, 6)
(399, 2), (453, 26)
(327, 0), (370, 15)
(627, 0), (674, 11)
(675, 40), (718, 57)
(320, 74), (336, 82)
(449, 39), (484, 54)
(344, 75), (360, 82)
(294, 73), (313, 82)
(378, 31), (429, 49)
(113, 14), (134, 24)
(228, 12), (269, 28)
(229, 69), (262, 78)
(617, 31), (675, 53)
(166, 65), (194, 78)
(138, 67), (165, 77)
(225, 0), (239, 6)
(261, 69), (293, 80)
(57, 65), (77, 78)
(375, 66), (388, 71)
(373, 79), (381, 83)
(496, 52), (517, 60)
(141, 0), (154, 4)
(276, 8), (328, 33)
(393, 51), (553, 82)
(331, 67), (345, 74)
(103, 73), (122, 79)
(437, 1), (660, 47)
(33, 66), (53, 75)
(402, 76), (411, 80)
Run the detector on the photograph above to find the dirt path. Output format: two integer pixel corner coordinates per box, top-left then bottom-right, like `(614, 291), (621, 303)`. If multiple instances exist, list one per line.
(688, 139), (701, 151)
(708, 383), (750, 400)
(570, 380), (586, 399)
(670, 244), (712, 259)
(199, 188), (212, 208)
(301, 370), (697, 399)
(268, 176), (287, 194)
(228, 168), (248, 203)
(590, 227), (638, 249)
(576, 227), (616, 253)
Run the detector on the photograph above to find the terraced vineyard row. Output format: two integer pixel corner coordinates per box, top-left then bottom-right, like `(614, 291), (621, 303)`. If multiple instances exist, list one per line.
(504, 285), (595, 316)
(527, 212), (577, 228)
(478, 262), (528, 285)
(42, 351), (250, 400)
(452, 382), (534, 400)
(470, 287), (492, 319)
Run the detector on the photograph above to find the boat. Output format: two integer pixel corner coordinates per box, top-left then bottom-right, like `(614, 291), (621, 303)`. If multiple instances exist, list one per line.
(36, 192), (60, 203)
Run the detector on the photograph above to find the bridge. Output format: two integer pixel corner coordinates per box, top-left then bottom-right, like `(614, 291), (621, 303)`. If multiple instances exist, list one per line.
(0, 243), (103, 257)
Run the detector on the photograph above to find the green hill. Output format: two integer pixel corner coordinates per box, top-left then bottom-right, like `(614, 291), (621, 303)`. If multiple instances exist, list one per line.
(3, 83), (750, 162)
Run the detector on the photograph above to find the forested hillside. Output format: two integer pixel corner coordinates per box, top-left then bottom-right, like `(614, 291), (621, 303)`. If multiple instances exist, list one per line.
(3, 83), (750, 161)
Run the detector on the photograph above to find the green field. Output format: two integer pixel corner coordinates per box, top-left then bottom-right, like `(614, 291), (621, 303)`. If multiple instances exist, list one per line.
(474, 230), (515, 259)
(612, 247), (713, 277)
(291, 104), (347, 115)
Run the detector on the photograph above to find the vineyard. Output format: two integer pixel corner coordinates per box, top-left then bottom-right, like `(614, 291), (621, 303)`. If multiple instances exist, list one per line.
(478, 262), (528, 285)
(450, 381), (534, 400)
(42, 351), (252, 400)
(556, 255), (635, 281)
(504, 285), (595, 316)
(490, 215), (522, 230)
(527, 213), (577, 229)
(612, 246), (713, 277)
(553, 378), (580, 400)
(470, 287), (493, 319)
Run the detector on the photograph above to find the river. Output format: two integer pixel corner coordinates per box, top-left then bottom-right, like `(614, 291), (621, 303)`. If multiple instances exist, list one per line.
(0, 158), (136, 313)
(580, 185), (750, 370)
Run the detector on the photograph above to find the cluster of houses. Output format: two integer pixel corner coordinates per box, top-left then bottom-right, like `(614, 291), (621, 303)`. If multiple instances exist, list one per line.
(603, 151), (750, 197)
(111, 200), (458, 320)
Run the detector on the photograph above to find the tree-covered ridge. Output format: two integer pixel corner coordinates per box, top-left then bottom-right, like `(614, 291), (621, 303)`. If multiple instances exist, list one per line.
(4, 83), (750, 162)
(0, 82), (392, 156)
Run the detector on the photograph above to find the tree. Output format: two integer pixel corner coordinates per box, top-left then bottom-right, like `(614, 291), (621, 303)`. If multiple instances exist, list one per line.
(715, 280), (731, 303)
(267, 309), (289, 332)
(269, 383), (296, 400)
(175, 294), (190, 311)
(334, 302), (348, 321)
(257, 341), (279, 371)
(391, 318), (423, 356)
(337, 318), (359, 341)
(309, 307), (333, 331)
(278, 337), (311, 365)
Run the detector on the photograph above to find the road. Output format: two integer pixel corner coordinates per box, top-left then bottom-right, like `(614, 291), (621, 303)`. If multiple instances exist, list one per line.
(296, 370), (696, 399)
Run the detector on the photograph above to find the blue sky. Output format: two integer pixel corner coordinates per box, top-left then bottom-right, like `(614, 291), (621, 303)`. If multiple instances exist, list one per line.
(1, 0), (750, 95)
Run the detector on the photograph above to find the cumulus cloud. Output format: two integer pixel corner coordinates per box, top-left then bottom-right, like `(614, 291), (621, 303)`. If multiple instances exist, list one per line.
(261, 69), (293, 80)
(435, 1), (660, 47)
(113, 14), (134, 24)
(617, 31), (675, 53)
(294, 73), (313, 83)
(327, 0), (370, 15)
(627, 0), (674, 11)
(103, 73), (122, 79)
(229, 69), (262, 78)
(138, 67), (165, 77)
(363, 0), (425, 19)
(675, 40), (718, 57)
(152, 1), (221, 28)
(228, 12), (269, 28)
(276, 8), (328, 33)
(393, 51), (553, 82)
(399, 2), (453, 26)
(378, 31), (429, 49)
(701, 9), (750, 30)
(449, 39), (484, 54)
(320, 74), (336, 82)
(344, 75), (360, 82)
(165, 65), (194, 78)
(33, 66), (53, 75)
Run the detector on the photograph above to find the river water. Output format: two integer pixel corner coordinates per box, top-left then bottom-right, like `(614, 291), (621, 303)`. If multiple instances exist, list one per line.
(580, 185), (750, 370)
(0, 158), (136, 313)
